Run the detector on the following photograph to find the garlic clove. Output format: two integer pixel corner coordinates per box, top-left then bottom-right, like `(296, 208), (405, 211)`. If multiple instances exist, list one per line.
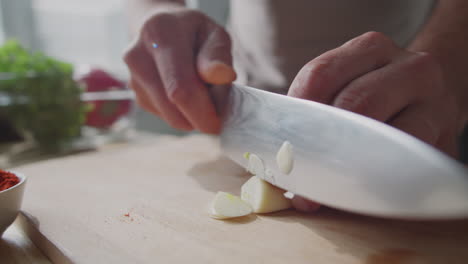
(276, 141), (294, 174)
(209, 192), (253, 219)
(241, 176), (292, 213)
(247, 154), (265, 177)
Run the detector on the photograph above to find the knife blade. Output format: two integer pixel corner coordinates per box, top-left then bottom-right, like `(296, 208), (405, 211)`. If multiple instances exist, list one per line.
(217, 83), (468, 220)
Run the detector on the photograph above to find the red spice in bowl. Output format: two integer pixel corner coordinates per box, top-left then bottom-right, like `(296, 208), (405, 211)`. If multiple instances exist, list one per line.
(0, 170), (20, 192)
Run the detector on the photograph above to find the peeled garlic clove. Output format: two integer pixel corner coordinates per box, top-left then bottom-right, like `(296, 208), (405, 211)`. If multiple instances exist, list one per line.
(241, 176), (292, 213)
(247, 154), (265, 177)
(276, 141), (294, 174)
(209, 192), (253, 219)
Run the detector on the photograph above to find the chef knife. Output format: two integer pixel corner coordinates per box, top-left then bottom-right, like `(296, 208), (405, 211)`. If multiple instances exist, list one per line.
(3, 83), (467, 219)
(215, 83), (468, 220)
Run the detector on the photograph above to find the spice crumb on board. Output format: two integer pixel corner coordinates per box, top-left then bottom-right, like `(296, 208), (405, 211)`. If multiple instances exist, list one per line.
(123, 213), (135, 221)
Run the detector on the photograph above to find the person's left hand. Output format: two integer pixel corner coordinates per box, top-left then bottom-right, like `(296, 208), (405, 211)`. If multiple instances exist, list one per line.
(288, 31), (464, 212)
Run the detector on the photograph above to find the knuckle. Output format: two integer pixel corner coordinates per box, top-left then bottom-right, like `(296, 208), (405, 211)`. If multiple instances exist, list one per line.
(166, 79), (194, 105)
(347, 31), (394, 50)
(411, 52), (441, 74)
(360, 31), (392, 45)
(290, 59), (335, 100)
(304, 59), (334, 86)
(210, 29), (232, 53)
(167, 88), (189, 105)
(335, 88), (375, 116)
(410, 51), (435, 66)
(122, 45), (140, 66)
(213, 27), (232, 44)
(409, 52), (444, 92)
(205, 28), (232, 56)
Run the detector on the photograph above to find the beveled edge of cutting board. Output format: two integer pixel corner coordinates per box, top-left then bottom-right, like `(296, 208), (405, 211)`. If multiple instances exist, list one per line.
(17, 211), (74, 264)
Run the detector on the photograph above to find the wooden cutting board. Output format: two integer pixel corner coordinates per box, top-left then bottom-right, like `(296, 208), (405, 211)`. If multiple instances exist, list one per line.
(13, 134), (468, 264)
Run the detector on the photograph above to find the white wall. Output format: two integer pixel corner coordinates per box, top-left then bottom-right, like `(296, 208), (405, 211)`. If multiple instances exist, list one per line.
(191, 0), (229, 25)
(32, 0), (129, 77)
(0, 0), (230, 134)
(29, 0), (228, 78)
(0, 0), (37, 50)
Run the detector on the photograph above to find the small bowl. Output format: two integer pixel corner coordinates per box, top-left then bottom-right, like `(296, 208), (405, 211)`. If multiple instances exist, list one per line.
(0, 171), (26, 236)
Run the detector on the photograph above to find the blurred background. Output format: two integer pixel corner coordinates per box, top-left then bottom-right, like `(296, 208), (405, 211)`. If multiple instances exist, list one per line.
(1, 0), (466, 162)
(0, 0), (228, 136)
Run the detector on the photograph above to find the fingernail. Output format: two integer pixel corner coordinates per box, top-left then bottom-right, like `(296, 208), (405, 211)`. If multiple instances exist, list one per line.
(207, 61), (236, 84)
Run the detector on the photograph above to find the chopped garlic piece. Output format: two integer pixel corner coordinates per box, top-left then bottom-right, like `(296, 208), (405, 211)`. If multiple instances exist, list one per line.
(247, 154), (265, 177)
(276, 141), (294, 174)
(209, 192), (252, 219)
(241, 176), (292, 213)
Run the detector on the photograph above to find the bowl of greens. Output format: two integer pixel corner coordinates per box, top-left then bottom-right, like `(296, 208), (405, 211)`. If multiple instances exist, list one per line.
(0, 40), (89, 152)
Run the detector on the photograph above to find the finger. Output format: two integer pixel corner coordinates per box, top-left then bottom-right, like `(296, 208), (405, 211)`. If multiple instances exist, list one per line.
(124, 44), (193, 131)
(434, 97), (460, 158)
(436, 126), (459, 158)
(292, 196), (321, 213)
(196, 24), (236, 85)
(145, 17), (221, 134)
(332, 52), (443, 123)
(331, 52), (439, 122)
(129, 78), (161, 116)
(288, 32), (401, 103)
(389, 104), (441, 146)
(390, 95), (459, 157)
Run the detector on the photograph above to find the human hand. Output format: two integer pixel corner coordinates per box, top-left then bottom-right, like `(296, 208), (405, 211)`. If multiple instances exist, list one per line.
(124, 3), (236, 133)
(288, 31), (464, 212)
(289, 31), (462, 157)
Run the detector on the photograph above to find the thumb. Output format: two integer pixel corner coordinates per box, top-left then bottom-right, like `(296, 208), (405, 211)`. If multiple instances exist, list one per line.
(196, 25), (236, 85)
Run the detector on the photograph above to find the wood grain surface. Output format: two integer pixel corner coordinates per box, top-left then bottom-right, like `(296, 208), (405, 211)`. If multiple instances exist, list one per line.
(11, 135), (468, 264)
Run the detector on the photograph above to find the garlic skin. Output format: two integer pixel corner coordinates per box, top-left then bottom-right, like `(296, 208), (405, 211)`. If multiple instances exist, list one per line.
(241, 176), (292, 213)
(276, 141), (294, 174)
(209, 192), (253, 220)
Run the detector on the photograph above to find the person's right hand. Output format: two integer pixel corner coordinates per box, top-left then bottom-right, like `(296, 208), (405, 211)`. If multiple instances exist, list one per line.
(124, 3), (236, 133)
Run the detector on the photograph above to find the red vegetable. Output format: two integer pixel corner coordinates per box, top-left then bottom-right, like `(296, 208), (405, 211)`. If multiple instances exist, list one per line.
(79, 69), (131, 128)
(0, 170), (20, 192)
